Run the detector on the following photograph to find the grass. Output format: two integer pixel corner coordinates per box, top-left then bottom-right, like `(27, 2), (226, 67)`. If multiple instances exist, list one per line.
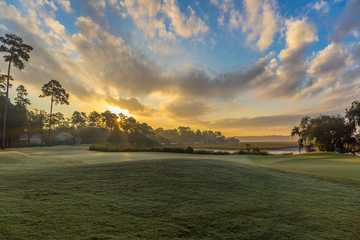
(0, 146), (360, 239)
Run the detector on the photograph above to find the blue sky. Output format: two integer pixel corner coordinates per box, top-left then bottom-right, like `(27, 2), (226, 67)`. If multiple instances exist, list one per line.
(0, 0), (359, 136)
(37, 0), (348, 72)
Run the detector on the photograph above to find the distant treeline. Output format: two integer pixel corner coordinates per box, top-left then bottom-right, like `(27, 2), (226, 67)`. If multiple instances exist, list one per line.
(0, 93), (239, 148)
(291, 101), (360, 153)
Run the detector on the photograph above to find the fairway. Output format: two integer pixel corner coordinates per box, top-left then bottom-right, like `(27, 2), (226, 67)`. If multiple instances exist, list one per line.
(1, 147), (360, 239)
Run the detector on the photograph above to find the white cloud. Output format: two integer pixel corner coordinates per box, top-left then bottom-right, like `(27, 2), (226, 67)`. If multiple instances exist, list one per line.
(55, 0), (72, 12)
(303, 43), (354, 97)
(121, 0), (208, 40)
(279, 19), (318, 59)
(162, 0), (208, 39)
(122, 0), (175, 41)
(265, 18), (318, 97)
(218, 0), (279, 51)
(311, 0), (330, 13)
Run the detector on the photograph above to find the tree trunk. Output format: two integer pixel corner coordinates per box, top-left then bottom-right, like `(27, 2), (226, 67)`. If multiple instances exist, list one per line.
(48, 94), (54, 144)
(1, 58), (12, 149)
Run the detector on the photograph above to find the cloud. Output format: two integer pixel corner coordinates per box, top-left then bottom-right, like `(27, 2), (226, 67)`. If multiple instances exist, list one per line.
(0, 0), (270, 105)
(162, 0), (209, 38)
(88, 0), (107, 16)
(210, 0), (234, 13)
(301, 42), (358, 99)
(267, 18), (318, 97)
(280, 19), (318, 57)
(165, 99), (212, 118)
(0, 1), (294, 106)
(106, 96), (154, 116)
(311, 0), (330, 14)
(121, 0), (208, 40)
(226, 0), (279, 51)
(333, 0), (360, 41)
(303, 43), (350, 96)
(209, 114), (303, 128)
(55, 0), (72, 12)
(171, 53), (275, 98)
(1, 0), (360, 135)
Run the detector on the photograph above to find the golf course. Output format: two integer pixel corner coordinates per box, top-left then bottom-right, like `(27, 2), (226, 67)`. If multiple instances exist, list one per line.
(1, 146), (360, 239)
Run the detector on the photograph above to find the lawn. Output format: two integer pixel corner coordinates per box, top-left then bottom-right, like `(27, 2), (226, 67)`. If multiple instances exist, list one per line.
(0, 146), (360, 239)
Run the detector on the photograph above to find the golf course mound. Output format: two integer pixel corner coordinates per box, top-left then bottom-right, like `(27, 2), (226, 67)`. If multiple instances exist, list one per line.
(0, 147), (360, 239)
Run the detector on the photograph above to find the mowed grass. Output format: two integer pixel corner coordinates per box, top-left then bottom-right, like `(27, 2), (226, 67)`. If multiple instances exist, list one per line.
(1, 147), (360, 239)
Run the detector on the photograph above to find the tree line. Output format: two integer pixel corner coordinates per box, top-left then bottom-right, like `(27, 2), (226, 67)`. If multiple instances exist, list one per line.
(291, 101), (360, 153)
(0, 33), (239, 148)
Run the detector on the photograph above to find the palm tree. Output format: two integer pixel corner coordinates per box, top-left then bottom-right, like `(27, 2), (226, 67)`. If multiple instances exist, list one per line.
(39, 80), (69, 142)
(0, 34), (33, 148)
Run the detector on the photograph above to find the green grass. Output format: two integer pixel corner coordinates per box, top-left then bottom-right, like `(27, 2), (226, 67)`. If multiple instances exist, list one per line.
(1, 146), (360, 239)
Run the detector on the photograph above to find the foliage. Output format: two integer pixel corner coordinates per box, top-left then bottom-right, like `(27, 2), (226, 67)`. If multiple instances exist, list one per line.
(14, 85), (30, 107)
(292, 113), (358, 152)
(155, 127), (240, 146)
(0, 74), (6, 94)
(0, 33), (33, 148)
(39, 80), (69, 105)
(71, 111), (87, 128)
(0, 33), (33, 70)
(0, 96), (27, 146)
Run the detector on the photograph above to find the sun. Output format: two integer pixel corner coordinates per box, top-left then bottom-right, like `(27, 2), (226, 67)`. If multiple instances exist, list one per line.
(107, 106), (131, 116)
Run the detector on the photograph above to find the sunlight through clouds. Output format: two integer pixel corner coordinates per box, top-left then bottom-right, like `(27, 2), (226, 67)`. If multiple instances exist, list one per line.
(0, 0), (359, 135)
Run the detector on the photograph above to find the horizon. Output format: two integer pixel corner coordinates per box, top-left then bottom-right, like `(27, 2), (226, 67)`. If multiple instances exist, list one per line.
(1, 0), (360, 136)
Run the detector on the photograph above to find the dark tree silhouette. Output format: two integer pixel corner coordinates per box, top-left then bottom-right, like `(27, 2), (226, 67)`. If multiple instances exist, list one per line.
(0, 74), (6, 94)
(101, 111), (118, 130)
(291, 126), (303, 153)
(0, 34), (33, 148)
(88, 111), (101, 127)
(15, 85), (30, 107)
(346, 101), (360, 134)
(72, 111), (87, 128)
(39, 80), (69, 141)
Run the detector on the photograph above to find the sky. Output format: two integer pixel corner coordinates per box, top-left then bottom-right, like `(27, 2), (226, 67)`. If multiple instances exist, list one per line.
(0, 0), (360, 136)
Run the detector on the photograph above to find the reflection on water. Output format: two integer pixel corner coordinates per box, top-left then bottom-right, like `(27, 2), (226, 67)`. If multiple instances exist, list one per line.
(195, 147), (300, 155)
(267, 147), (300, 155)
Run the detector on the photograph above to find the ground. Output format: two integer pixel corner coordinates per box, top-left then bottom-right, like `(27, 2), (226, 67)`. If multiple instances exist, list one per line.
(0, 146), (360, 239)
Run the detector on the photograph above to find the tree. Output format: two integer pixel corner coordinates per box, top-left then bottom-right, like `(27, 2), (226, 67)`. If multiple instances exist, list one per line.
(0, 34), (33, 148)
(15, 85), (30, 107)
(101, 111), (118, 130)
(346, 101), (360, 135)
(0, 74), (6, 95)
(39, 80), (69, 142)
(88, 111), (101, 127)
(72, 111), (87, 128)
(292, 115), (348, 152)
(291, 126), (303, 153)
(27, 109), (47, 144)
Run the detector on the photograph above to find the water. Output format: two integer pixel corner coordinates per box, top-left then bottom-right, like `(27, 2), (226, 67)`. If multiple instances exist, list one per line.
(267, 147), (300, 155)
(195, 147), (300, 155)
